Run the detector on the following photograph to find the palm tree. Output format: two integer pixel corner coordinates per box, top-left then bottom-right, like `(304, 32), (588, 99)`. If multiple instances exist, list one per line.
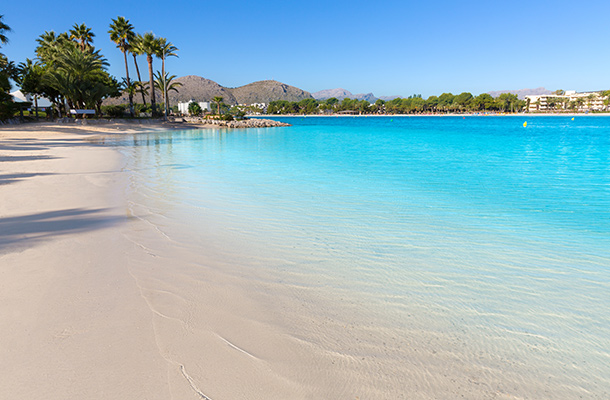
(44, 47), (109, 110)
(35, 31), (72, 64)
(35, 31), (76, 117)
(139, 32), (160, 115)
(0, 15), (12, 49)
(156, 38), (178, 118)
(130, 33), (147, 105)
(188, 101), (201, 116)
(212, 96), (223, 115)
(69, 23), (95, 52)
(109, 16), (135, 116)
(153, 71), (182, 112)
(17, 59), (45, 119)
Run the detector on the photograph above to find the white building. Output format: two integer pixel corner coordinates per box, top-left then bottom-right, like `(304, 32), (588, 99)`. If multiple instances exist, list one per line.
(10, 90), (52, 107)
(177, 100), (212, 115)
(525, 91), (607, 112)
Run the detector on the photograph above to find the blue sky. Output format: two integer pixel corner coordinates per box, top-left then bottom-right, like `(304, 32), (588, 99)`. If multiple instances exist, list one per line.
(3, 0), (610, 97)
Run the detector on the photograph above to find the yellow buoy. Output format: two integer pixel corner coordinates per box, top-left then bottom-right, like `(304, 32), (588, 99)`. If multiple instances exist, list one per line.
(523, 121), (527, 127)
(571, 117), (575, 121)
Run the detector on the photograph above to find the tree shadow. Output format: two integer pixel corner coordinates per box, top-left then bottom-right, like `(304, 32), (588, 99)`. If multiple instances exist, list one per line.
(0, 208), (123, 254)
(0, 137), (99, 151)
(0, 143), (50, 151)
(0, 172), (55, 185)
(0, 155), (58, 162)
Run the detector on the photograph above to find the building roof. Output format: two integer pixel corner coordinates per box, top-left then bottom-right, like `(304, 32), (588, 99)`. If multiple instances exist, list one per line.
(9, 90), (52, 107)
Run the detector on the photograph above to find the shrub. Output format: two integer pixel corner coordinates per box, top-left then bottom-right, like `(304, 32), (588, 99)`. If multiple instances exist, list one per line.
(102, 105), (127, 118)
(188, 102), (202, 116)
(0, 96), (19, 121)
(134, 103), (152, 116)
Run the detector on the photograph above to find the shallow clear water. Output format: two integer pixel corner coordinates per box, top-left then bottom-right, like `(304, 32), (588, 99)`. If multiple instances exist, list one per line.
(112, 116), (610, 397)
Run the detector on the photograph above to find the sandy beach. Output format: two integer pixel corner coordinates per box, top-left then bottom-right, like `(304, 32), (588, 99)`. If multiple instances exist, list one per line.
(0, 122), (184, 399)
(0, 122), (369, 399)
(4, 119), (599, 399)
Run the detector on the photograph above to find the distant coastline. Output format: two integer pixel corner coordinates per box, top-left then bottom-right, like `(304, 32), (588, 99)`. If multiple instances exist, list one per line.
(250, 112), (610, 117)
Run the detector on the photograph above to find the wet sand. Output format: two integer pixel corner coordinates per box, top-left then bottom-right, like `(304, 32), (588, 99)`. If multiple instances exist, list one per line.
(0, 121), (538, 399)
(0, 122), (346, 399)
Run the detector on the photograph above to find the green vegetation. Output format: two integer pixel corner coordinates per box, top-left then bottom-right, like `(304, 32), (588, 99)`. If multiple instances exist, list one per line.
(154, 71), (181, 115)
(139, 32), (160, 115)
(0, 15), (18, 121)
(188, 101), (201, 116)
(2, 10), (609, 121)
(108, 16), (135, 116)
(101, 104), (127, 117)
(0, 12), (181, 121)
(129, 34), (147, 105)
(212, 96), (224, 115)
(156, 38), (178, 118)
(31, 28), (120, 116)
(267, 92), (526, 115)
(17, 59), (45, 119)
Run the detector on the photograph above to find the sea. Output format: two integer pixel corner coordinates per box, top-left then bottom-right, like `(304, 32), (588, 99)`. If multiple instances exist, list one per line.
(109, 116), (609, 398)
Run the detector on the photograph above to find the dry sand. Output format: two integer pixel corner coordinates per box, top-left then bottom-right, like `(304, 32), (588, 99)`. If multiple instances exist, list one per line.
(0, 122), (356, 400)
(0, 122), (180, 399)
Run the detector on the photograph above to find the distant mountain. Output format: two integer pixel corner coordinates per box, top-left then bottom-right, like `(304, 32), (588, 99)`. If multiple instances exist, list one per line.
(312, 88), (378, 103)
(228, 80), (313, 104)
(355, 93), (378, 103)
(487, 87), (553, 100)
(378, 95), (401, 101)
(312, 88), (352, 100)
(170, 75), (237, 105)
(103, 75), (312, 106)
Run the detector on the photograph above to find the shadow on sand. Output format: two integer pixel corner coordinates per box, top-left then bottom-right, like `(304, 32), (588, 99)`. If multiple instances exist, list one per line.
(0, 208), (123, 253)
(0, 172), (56, 185)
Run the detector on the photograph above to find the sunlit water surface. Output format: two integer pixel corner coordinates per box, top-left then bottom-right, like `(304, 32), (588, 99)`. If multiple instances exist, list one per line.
(110, 116), (610, 397)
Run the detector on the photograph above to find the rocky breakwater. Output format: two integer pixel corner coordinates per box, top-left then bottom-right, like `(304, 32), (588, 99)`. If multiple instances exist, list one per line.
(180, 117), (291, 128)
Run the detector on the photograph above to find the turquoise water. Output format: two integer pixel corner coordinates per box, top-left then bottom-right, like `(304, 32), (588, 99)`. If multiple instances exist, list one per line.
(113, 116), (610, 397)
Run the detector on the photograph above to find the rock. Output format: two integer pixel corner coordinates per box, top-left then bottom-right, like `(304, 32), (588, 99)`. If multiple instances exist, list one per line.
(182, 117), (291, 128)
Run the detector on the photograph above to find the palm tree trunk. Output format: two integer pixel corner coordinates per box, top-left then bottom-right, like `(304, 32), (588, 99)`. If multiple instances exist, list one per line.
(133, 53), (146, 105)
(147, 54), (156, 115)
(162, 56), (168, 118)
(123, 50), (134, 117)
(34, 96), (39, 120)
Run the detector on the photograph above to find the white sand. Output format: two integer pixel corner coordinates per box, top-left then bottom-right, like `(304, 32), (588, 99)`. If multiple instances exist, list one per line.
(0, 123), (177, 399)
(0, 122), (336, 399)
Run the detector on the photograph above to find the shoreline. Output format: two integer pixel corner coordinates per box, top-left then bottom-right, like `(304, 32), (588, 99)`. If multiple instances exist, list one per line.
(251, 112), (610, 117)
(0, 122), (364, 399)
(0, 122), (173, 398)
(0, 122), (461, 399)
(0, 121), (243, 399)
(2, 120), (604, 398)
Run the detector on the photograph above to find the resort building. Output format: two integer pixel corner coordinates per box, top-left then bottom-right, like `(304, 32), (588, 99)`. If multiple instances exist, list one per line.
(525, 90), (607, 112)
(177, 100), (212, 114)
(10, 90), (52, 107)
